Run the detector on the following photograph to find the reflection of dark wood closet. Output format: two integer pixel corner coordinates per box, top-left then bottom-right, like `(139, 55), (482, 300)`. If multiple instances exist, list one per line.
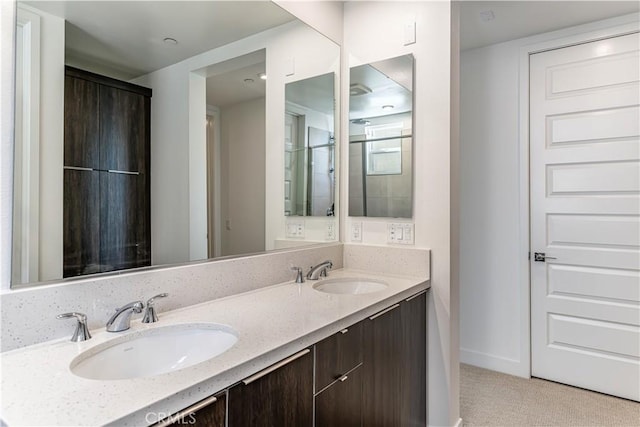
(63, 66), (151, 278)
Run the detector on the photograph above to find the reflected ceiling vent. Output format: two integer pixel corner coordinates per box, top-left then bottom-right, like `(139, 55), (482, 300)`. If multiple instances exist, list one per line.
(350, 83), (372, 96)
(351, 118), (371, 125)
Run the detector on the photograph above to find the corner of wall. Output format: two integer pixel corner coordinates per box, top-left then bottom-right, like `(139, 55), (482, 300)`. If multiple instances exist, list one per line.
(0, 0), (16, 291)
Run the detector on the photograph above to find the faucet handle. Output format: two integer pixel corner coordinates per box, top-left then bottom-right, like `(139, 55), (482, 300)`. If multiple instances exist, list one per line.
(291, 267), (305, 284)
(57, 312), (92, 342)
(142, 293), (168, 324)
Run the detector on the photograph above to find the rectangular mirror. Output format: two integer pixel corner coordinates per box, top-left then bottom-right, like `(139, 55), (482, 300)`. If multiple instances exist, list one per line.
(348, 54), (413, 218)
(11, 1), (340, 288)
(284, 72), (336, 217)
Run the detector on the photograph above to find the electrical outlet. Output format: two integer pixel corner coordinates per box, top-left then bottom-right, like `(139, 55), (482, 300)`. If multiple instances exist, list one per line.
(351, 222), (362, 242)
(326, 221), (336, 240)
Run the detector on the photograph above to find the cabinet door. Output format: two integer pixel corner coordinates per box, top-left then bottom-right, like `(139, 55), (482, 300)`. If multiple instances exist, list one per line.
(99, 171), (150, 271)
(64, 75), (99, 169)
(183, 392), (226, 427)
(315, 321), (363, 391)
(63, 169), (100, 277)
(401, 291), (427, 426)
(363, 303), (403, 427)
(228, 349), (313, 427)
(156, 392), (226, 427)
(99, 85), (149, 173)
(315, 365), (363, 427)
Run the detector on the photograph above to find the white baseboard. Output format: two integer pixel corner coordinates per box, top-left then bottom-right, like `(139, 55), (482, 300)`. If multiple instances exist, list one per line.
(460, 348), (529, 378)
(453, 417), (463, 427)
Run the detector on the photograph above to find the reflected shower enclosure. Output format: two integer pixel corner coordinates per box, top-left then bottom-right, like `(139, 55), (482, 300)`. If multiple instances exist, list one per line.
(349, 54), (414, 218)
(284, 73), (336, 217)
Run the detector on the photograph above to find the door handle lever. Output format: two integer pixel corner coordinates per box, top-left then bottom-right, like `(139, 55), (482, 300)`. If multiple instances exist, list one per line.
(534, 252), (556, 262)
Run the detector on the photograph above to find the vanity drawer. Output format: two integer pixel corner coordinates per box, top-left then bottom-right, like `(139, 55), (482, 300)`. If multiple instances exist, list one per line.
(315, 321), (363, 391)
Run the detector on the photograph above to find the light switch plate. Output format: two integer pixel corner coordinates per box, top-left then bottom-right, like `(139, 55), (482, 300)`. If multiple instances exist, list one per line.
(286, 219), (305, 238)
(388, 223), (414, 244)
(404, 21), (416, 46)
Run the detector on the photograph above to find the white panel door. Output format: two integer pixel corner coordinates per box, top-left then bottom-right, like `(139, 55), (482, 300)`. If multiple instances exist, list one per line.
(530, 32), (640, 401)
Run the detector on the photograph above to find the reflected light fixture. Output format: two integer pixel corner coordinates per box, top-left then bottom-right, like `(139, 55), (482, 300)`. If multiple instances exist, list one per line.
(258, 72), (267, 80)
(479, 10), (495, 22)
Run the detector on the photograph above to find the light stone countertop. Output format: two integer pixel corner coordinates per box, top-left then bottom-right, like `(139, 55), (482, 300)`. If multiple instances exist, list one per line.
(0, 268), (429, 426)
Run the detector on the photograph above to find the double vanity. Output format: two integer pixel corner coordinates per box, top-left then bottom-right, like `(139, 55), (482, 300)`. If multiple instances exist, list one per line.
(0, 264), (429, 426)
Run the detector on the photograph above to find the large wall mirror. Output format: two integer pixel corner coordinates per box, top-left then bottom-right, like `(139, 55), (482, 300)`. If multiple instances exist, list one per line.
(348, 54), (413, 218)
(11, 1), (340, 288)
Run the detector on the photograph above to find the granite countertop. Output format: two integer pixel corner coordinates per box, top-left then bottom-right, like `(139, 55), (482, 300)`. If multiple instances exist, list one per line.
(0, 268), (429, 426)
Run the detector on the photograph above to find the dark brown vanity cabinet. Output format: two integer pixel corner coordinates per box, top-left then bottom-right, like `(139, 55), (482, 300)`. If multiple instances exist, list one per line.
(63, 66), (151, 278)
(315, 322), (364, 427)
(159, 392), (226, 427)
(154, 290), (427, 427)
(228, 349), (313, 426)
(363, 291), (427, 427)
(315, 365), (363, 427)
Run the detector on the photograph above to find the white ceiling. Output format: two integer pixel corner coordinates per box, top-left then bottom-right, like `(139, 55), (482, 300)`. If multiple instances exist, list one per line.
(285, 72), (335, 115)
(23, 1), (295, 80)
(460, 1), (640, 51)
(349, 55), (413, 121)
(206, 51), (266, 108)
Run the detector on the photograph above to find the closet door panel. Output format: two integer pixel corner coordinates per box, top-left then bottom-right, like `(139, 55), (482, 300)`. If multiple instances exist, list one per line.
(64, 75), (99, 169)
(99, 172), (150, 272)
(63, 169), (100, 277)
(99, 86), (148, 173)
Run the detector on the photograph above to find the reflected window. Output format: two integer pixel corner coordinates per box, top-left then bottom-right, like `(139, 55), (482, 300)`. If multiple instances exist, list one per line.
(365, 123), (402, 176)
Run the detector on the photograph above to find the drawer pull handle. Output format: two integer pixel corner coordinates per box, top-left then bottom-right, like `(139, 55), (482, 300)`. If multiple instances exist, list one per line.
(155, 395), (218, 427)
(369, 304), (400, 320)
(107, 169), (140, 175)
(63, 166), (93, 171)
(243, 349), (310, 385)
(405, 290), (427, 302)
(339, 328), (349, 334)
(339, 375), (348, 382)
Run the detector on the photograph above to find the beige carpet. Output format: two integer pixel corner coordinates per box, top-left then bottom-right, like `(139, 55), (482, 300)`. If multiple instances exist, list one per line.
(460, 364), (640, 426)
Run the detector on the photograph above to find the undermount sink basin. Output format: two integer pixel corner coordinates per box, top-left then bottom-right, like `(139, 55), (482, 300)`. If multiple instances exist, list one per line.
(312, 278), (388, 295)
(70, 323), (237, 380)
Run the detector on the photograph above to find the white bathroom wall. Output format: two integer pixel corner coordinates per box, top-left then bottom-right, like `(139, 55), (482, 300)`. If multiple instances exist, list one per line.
(459, 13), (640, 378)
(342, 2), (458, 425)
(220, 97), (266, 256)
(273, 0), (344, 45)
(9, 5), (64, 284)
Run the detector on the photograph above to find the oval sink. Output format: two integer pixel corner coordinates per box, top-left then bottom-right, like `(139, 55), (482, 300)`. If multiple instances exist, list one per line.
(312, 278), (388, 295)
(71, 323), (237, 380)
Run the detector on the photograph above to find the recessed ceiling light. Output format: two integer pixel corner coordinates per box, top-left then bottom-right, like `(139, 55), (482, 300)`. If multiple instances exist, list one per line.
(258, 72), (267, 80)
(382, 105), (394, 110)
(163, 37), (178, 45)
(244, 78), (255, 83)
(479, 10), (495, 22)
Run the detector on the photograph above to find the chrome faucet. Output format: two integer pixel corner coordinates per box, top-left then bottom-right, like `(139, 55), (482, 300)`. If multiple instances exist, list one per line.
(142, 293), (169, 323)
(291, 267), (305, 283)
(307, 260), (333, 280)
(57, 312), (92, 342)
(106, 300), (144, 332)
